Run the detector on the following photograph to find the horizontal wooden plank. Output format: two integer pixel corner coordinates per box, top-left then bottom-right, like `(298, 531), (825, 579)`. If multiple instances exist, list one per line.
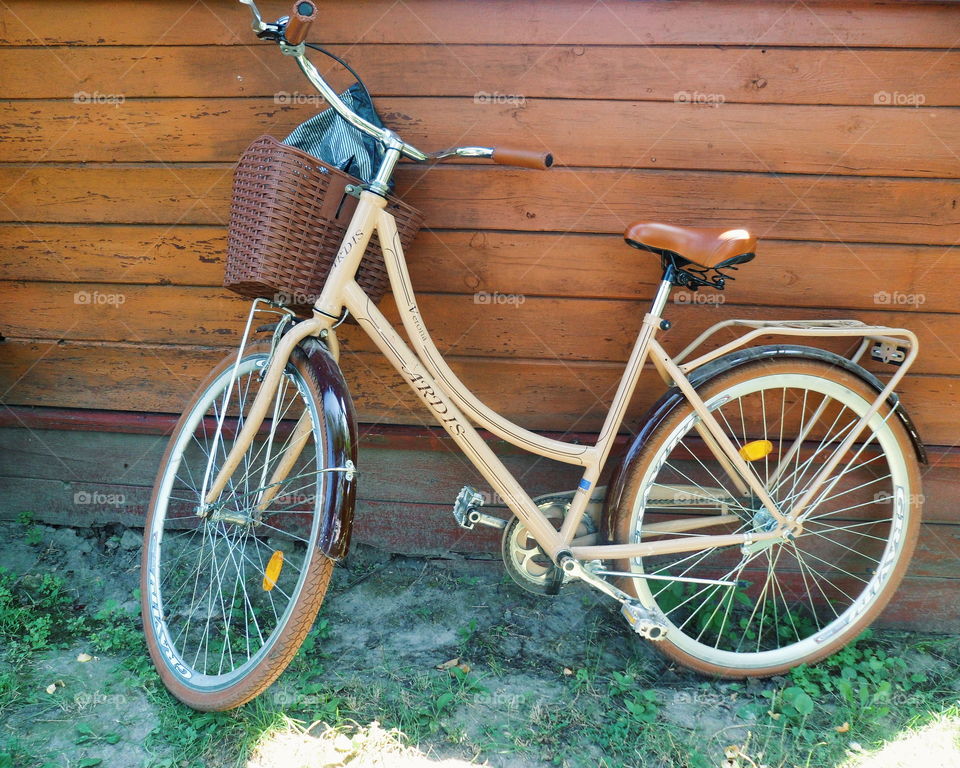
(2, 281), (957, 375)
(2, 165), (957, 245)
(875, 578), (960, 632)
(2, 471), (953, 583)
(3, 1), (958, 48)
(0, 406), (960, 468)
(1, 339), (956, 444)
(1, 45), (957, 106)
(0, 425), (579, 512)
(3, 419), (955, 522)
(0, 224), (228, 285)
(1, 470), (954, 587)
(10, 403), (960, 469)
(3, 225), (957, 314)
(4, 98), (958, 178)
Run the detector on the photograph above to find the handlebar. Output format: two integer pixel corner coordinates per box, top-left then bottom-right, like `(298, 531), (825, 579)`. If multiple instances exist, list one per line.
(493, 147), (554, 170)
(284, 2), (317, 46)
(238, 0), (553, 171)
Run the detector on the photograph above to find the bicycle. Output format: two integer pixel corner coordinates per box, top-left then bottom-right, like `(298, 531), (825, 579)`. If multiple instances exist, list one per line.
(141, 0), (925, 711)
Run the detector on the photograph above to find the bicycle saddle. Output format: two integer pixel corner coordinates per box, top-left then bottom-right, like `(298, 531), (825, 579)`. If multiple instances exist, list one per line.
(624, 221), (756, 269)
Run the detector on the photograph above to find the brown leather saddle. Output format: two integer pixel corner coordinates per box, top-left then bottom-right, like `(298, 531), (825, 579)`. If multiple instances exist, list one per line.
(624, 221), (756, 271)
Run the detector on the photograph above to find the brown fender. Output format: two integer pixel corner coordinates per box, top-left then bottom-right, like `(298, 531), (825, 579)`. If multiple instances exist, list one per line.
(298, 335), (358, 560)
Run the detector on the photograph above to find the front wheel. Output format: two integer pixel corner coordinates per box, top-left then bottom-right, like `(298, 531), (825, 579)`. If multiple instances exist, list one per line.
(141, 342), (338, 710)
(608, 358), (921, 677)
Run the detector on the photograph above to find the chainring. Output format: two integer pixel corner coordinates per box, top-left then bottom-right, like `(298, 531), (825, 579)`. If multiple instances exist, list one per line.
(501, 493), (598, 595)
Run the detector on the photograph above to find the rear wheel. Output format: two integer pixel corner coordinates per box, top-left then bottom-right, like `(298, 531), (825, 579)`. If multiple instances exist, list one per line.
(142, 342), (335, 710)
(609, 358), (921, 677)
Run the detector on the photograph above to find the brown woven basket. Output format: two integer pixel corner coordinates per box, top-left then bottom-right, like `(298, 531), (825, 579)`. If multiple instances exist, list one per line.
(224, 135), (424, 316)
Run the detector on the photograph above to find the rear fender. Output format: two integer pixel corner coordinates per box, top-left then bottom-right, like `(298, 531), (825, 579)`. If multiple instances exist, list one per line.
(602, 344), (926, 541)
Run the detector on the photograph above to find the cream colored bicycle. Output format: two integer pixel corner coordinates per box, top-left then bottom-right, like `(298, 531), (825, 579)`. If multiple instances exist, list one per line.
(141, 0), (924, 711)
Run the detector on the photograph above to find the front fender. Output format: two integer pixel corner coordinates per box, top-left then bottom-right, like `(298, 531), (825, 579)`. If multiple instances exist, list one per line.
(299, 336), (358, 560)
(603, 344), (926, 542)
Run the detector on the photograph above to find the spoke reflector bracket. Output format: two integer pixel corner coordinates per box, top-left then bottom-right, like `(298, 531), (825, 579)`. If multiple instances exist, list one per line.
(263, 550), (284, 591)
(739, 439), (773, 462)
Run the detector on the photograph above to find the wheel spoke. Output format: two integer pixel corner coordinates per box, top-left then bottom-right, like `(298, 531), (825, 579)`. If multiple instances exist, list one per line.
(146, 350), (329, 690)
(623, 367), (915, 669)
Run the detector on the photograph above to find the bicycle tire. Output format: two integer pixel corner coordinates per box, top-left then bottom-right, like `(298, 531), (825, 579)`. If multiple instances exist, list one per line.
(608, 357), (921, 677)
(141, 342), (335, 710)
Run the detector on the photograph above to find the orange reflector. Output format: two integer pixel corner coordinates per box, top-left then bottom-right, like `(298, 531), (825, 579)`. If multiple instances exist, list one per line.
(263, 550), (284, 591)
(739, 440), (773, 462)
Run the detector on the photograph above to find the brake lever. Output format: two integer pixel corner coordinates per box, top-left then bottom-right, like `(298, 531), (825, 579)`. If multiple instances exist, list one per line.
(238, 0), (268, 34)
(256, 22), (285, 41)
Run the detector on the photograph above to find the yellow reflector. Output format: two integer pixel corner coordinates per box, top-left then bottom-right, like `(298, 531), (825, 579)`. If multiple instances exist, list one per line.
(739, 440), (773, 462)
(263, 550), (284, 591)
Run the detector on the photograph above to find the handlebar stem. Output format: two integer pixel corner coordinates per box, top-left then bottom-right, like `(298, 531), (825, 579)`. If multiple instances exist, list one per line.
(369, 145), (403, 197)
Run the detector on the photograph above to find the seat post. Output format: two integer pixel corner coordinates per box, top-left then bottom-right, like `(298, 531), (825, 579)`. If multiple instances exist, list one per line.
(650, 266), (675, 318)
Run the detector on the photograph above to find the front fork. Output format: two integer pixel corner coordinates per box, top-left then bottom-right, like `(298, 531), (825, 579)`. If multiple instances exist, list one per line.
(199, 312), (333, 512)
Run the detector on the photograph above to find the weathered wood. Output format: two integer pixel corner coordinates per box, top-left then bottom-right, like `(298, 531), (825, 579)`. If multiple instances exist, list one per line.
(3, 225), (957, 316)
(3, 1), (959, 48)
(4, 98), (958, 178)
(0, 444), (955, 590)
(1, 416), (953, 519)
(2, 45), (958, 106)
(1, 280), (955, 376)
(1, 410), (955, 627)
(1, 339), (956, 444)
(0, 424), (581, 507)
(2, 165), (958, 245)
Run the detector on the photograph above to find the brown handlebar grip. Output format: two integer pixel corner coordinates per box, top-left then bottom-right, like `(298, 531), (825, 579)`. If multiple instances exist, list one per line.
(491, 147), (554, 170)
(284, 1), (317, 45)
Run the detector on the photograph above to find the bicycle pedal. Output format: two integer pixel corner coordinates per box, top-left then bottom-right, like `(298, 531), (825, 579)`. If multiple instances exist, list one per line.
(452, 486), (506, 531)
(621, 601), (669, 642)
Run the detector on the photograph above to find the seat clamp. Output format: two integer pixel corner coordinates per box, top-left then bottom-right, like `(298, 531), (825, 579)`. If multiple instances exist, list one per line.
(642, 312), (662, 329)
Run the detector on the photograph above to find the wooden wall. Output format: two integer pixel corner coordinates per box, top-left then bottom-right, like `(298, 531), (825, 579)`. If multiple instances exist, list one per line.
(0, 1), (958, 627)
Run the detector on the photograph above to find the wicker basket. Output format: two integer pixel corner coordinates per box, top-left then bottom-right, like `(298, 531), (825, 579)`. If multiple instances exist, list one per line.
(223, 135), (424, 316)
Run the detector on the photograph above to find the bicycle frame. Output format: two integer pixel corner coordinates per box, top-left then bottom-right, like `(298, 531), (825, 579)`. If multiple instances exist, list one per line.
(203, 162), (920, 568)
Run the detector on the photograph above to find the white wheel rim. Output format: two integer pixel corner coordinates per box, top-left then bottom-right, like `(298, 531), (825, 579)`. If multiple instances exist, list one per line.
(629, 372), (911, 670)
(146, 354), (323, 690)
